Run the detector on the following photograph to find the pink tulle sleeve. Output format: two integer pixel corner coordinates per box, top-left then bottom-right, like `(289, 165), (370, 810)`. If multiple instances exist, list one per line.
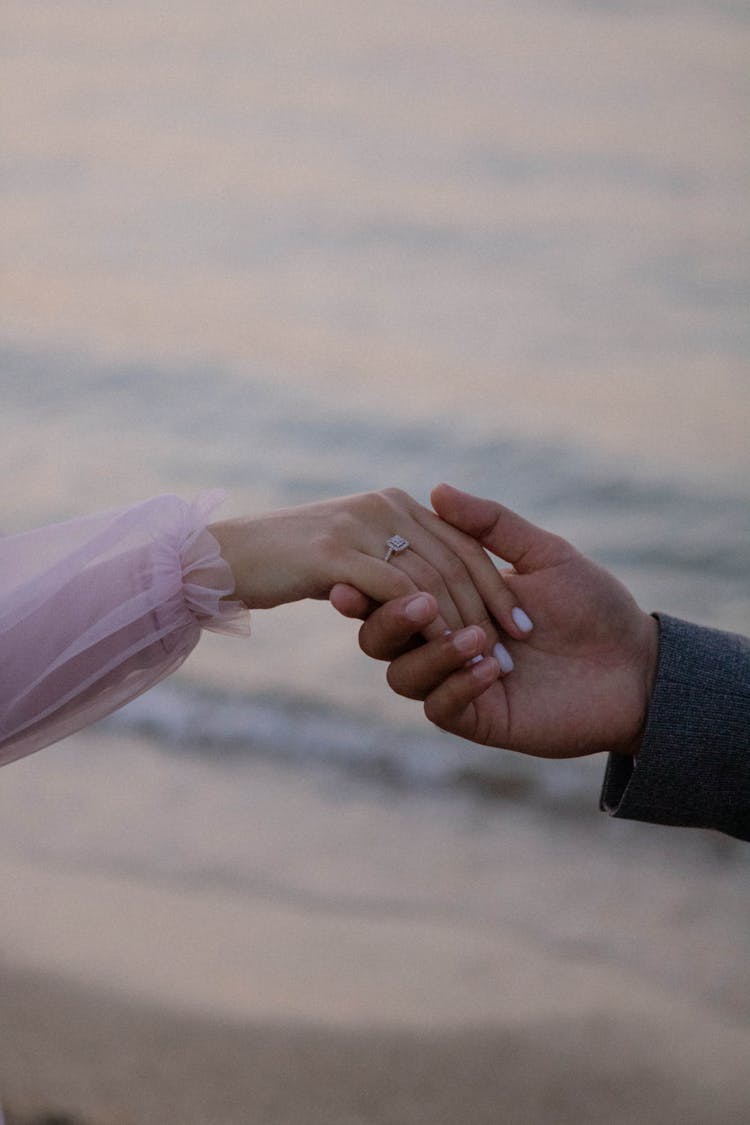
(0, 491), (250, 767)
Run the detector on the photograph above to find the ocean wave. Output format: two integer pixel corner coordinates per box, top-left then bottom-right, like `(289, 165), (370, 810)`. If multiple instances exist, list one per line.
(103, 679), (599, 810)
(3, 341), (748, 583)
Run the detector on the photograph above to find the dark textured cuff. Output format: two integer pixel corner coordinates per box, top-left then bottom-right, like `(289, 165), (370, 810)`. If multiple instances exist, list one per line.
(600, 614), (750, 841)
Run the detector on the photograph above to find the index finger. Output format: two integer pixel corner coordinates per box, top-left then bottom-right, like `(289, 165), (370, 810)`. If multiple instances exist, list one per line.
(404, 497), (535, 639)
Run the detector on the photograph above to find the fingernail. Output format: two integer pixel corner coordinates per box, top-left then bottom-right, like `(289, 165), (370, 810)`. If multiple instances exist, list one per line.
(493, 642), (514, 674)
(466, 654), (484, 666)
(454, 626), (481, 655)
(512, 607), (534, 633)
(404, 594), (431, 622)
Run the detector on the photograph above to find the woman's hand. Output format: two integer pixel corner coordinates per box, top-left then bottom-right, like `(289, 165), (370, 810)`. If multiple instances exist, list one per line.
(209, 489), (535, 644)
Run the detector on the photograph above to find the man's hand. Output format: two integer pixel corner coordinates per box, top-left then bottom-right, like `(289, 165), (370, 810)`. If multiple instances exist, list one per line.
(331, 484), (659, 759)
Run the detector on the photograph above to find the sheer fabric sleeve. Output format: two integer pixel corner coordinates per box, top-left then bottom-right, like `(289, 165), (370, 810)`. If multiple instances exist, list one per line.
(0, 492), (249, 767)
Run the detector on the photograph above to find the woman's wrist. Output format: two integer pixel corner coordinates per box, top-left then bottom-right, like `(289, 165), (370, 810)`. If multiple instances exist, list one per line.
(207, 518), (262, 607)
(207, 513), (323, 609)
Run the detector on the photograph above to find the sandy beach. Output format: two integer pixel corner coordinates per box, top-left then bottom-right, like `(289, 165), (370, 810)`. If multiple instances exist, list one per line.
(1, 733), (749, 1125)
(1, 955), (748, 1125)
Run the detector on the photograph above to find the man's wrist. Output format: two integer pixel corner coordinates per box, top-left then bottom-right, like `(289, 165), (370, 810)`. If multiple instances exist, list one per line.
(612, 612), (660, 757)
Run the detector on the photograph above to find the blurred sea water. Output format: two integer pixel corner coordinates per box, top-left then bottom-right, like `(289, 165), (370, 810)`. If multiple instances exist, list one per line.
(0, 0), (748, 802)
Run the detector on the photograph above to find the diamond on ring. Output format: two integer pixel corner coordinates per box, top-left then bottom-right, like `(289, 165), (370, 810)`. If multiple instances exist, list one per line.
(384, 534), (410, 562)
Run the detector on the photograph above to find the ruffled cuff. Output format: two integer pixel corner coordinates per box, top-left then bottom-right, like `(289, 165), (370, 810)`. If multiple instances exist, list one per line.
(170, 491), (251, 638)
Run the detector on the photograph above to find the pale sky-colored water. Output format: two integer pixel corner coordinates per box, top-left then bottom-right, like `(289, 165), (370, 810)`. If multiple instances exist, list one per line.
(1, 0), (748, 485)
(1, 0), (748, 721)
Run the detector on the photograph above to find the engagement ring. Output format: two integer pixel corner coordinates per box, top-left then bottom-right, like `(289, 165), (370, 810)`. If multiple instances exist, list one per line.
(384, 535), (410, 562)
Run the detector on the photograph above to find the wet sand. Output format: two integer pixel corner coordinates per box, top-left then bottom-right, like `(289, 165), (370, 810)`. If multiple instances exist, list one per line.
(1, 734), (749, 1125)
(2, 957), (749, 1125)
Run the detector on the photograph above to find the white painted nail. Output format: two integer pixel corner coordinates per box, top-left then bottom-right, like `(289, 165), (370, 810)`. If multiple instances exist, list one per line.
(512, 607), (534, 633)
(493, 642), (515, 674)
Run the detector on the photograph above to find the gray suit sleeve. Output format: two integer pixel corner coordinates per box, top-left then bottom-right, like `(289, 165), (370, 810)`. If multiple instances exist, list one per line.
(600, 614), (750, 841)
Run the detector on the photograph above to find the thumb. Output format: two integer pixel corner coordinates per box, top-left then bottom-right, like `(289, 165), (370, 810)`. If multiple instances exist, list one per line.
(430, 483), (574, 573)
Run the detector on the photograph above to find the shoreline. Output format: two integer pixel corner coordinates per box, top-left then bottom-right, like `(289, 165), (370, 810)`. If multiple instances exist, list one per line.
(3, 946), (750, 1125)
(2, 735), (748, 1124)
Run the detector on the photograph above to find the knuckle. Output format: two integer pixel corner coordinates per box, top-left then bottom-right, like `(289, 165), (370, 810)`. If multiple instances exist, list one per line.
(441, 553), (470, 587)
(474, 614), (498, 643)
(416, 569), (446, 599)
(357, 489), (381, 509)
(536, 532), (576, 569)
(316, 533), (347, 565)
(380, 486), (411, 509)
(358, 622), (382, 659)
(469, 540), (495, 569)
(392, 571), (415, 598)
(386, 662), (420, 700)
(358, 491), (396, 526)
(423, 695), (447, 728)
(331, 508), (357, 536)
